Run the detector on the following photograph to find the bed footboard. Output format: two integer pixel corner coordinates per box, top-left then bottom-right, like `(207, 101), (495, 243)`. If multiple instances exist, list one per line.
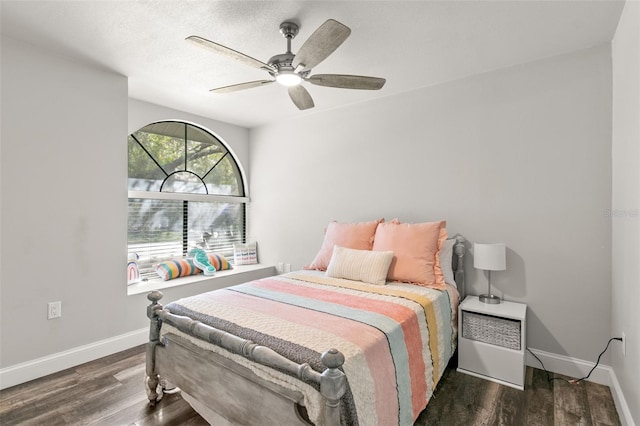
(145, 291), (347, 426)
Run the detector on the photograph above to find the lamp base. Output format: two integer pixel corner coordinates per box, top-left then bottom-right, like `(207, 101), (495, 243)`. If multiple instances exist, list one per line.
(479, 294), (501, 304)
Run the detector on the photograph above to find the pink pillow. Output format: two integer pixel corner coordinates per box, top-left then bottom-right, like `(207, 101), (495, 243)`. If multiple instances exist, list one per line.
(305, 219), (383, 271)
(372, 220), (447, 289)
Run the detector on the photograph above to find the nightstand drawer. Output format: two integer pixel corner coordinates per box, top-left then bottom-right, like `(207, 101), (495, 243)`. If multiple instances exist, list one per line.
(459, 337), (525, 387)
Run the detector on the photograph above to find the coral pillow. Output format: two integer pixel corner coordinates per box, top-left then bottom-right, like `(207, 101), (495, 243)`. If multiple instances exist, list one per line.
(326, 246), (394, 286)
(305, 219), (382, 271)
(372, 220), (447, 289)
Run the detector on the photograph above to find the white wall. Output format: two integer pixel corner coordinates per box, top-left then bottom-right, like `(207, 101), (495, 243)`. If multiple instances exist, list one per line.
(0, 36), (254, 375)
(250, 45), (613, 363)
(612, 0), (640, 423)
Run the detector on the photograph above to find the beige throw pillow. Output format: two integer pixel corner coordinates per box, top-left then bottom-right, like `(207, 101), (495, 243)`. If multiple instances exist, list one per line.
(326, 246), (394, 286)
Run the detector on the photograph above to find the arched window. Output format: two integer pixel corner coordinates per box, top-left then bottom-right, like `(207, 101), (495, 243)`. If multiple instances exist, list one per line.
(128, 121), (247, 279)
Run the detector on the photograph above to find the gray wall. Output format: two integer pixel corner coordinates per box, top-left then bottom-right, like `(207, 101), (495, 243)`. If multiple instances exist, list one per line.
(0, 36), (253, 370)
(249, 45), (613, 363)
(612, 1), (640, 422)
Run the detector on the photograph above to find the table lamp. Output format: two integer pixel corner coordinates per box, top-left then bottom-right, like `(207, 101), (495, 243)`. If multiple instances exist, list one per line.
(474, 243), (506, 304)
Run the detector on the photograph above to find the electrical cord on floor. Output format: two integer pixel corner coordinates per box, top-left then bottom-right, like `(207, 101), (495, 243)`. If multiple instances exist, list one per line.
(527, 337), (622, 385)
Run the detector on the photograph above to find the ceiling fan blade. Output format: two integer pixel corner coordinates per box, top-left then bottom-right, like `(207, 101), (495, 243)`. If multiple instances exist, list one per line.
(307, 74), (386, 90)
(186, 36), (275, 72)
(288, 85), (315, 110)
(210, 80), (274, 94)
(293, 19), (351, 71)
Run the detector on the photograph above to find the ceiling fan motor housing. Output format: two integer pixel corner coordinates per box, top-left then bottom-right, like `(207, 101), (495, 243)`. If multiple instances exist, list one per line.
(268, 53), (309, 77)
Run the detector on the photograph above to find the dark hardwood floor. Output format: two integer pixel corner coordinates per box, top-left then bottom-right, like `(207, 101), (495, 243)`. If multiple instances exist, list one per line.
(0, 345), (621, 425)
(415, 361), (621, 426)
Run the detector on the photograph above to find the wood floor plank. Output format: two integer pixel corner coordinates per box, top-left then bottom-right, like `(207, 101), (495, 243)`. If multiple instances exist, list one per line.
(415, 367), (464, 425)
(553, 373), (593, 426)
(487, 382), (528, 425)
(60, 376), (146, 424)
(114, 362), (147, 384)
(416, 367), (502, 425)
(95, 391), (208, 426)
(461, 373), (502, 424)
(0, 367), (79, 412)
(585, 380), (621, 426)
(1, 375), (121, 425)
(524, 367), (554, 426)
(132, 392), (209, 426)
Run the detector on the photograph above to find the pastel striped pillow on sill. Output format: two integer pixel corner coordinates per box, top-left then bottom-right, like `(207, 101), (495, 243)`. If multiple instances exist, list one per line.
(154, 254), (232, 281)
(154, 258), (200, 281)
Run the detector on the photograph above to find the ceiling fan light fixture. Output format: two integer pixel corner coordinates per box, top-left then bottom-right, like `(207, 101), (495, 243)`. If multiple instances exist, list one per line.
(276, 71), (302, 87)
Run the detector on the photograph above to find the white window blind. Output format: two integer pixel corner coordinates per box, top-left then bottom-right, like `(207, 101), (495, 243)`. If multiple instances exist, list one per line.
(128, 192), (246, 279)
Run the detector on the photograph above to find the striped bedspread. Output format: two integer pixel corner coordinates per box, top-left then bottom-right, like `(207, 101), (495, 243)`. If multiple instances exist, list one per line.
(162, 270), (459, 426)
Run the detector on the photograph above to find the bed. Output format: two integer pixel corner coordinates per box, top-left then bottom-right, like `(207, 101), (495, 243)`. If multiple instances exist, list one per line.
(145, 230), (466, 426)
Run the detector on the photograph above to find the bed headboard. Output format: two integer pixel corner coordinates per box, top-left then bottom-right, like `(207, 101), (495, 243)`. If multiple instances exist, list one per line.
(452, 235), (466, 299)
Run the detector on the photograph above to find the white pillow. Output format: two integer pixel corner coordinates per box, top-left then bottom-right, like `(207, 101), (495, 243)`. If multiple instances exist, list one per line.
(439, 238), (456, 287)
(326, 246), (394, 286)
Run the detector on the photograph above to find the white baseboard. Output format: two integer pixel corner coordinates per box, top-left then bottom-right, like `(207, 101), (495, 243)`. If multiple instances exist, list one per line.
(525, 347), (611, 385)
(526, 347), (634, 426)
(0, 327), (148, 390)
(608, 367), (635, 426)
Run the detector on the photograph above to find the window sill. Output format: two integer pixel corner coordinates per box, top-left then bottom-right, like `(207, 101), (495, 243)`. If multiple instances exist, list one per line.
(127, 264), (276, 296)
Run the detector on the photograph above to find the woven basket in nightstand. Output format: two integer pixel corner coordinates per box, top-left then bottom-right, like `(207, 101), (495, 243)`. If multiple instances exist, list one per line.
(462, 311), (521, 350)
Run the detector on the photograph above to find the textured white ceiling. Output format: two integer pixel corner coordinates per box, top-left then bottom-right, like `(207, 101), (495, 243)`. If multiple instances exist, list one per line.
(1, 0), (625, 128)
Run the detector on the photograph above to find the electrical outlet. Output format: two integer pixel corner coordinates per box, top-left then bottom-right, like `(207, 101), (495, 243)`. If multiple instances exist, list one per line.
(284, 263), (291, 273)
(48, 301), (62, 319)
(621, 332), (626, 357)
(277, 262), (284, 274)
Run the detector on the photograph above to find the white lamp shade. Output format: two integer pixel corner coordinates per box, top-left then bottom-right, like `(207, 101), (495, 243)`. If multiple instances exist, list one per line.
(474, 243), (506, 271)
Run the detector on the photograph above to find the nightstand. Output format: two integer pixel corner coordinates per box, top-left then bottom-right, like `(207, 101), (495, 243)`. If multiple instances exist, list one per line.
(457, 295), (527, 390)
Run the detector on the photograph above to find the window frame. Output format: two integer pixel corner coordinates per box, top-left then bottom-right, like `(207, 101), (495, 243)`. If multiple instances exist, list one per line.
(127, 120), (248, 281)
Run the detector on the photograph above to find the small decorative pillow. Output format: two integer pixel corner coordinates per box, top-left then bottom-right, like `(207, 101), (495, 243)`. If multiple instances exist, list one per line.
(154, 258), (200, 281)
(233, 242), (258, 265)
(207, 253), (233, 271)
(372, 220), (447, 290)
(326, 246), (394, 285)
(305, 219), (383, 271)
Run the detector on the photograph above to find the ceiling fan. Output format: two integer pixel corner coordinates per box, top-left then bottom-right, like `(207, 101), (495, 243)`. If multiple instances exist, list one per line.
(186, 19), (386, 110)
